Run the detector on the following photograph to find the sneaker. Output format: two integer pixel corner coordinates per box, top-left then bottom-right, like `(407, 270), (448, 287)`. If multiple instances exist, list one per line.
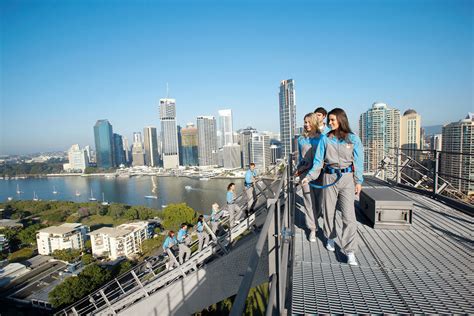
(347, 252), (358, 266)
(309, 231), (317, 242)
(326, 239), (335, 252)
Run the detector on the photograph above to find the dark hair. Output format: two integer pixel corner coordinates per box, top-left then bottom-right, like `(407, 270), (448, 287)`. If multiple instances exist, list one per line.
(327, 108), (352, 140)
(168, 230), (175, 236)
(249, 163), (255, 167)
(181, 223), (187, 228)
(227, 182), (235, 190)
(314, 107), (327, 117)
(198, 215), (204, 222)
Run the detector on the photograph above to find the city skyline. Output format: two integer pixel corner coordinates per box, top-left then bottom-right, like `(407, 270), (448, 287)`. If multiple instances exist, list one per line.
(1, 0), (472, 155)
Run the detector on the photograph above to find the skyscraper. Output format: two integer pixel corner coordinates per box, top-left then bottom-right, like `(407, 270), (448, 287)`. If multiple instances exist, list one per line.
(239, 127), (257, 168)
(159, 98), (179, 169)
(218, 109), (234, 148)
(122, 137), (130, 165)
(250, 133), (271, 171)
(279, 79), (296, 158)
(180, 123), (199, 166)
(441, 113), (473, 195)
(113, 133), (125, 167)
(93, 120), (115, 168)
(131, 132), (145, 167)
(359, 102), (400, 174)
(197, 116), (218, 166)
(143, 127), (159, 167)
(223, 144), (241, 169)
(400, 109), (422, 159)
(63, 144), (89, 172)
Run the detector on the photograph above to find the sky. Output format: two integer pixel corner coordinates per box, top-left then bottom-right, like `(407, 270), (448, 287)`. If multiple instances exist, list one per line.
(1, 0), (472, 155)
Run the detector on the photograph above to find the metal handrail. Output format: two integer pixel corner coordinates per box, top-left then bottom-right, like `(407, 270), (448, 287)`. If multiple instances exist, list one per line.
(55, 177), (278, 315)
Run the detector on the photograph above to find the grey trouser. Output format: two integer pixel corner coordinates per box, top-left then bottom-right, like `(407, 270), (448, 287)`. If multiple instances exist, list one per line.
(323, 173), (358, 253)
(300, 181), (322, 231)
(197, 231), (210, 251)
(245, 185), (256, 211)
(178, 243), (191, 264)
(210, 221), (219, 235)
(227, 203), (242, 226)
(166, 248), (178, 269)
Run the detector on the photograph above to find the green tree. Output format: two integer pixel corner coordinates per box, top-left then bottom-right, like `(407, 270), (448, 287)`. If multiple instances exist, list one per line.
(141, 235), (165, 258)
(81, 253), (94, 265)
(161, 203), (197, 231)
(17, 223), (45, 246)
(52, 249), (81, 263)
(8, 247), (35, 263)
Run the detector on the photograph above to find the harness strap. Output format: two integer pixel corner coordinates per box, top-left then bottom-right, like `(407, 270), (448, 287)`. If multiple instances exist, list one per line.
(308, 165), (353, 189)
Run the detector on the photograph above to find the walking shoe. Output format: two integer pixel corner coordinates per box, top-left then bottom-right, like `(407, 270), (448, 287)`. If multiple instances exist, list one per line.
(347, 252), (358, 266)
(309, 231), (317, 242)
(326, 239), (335, 252)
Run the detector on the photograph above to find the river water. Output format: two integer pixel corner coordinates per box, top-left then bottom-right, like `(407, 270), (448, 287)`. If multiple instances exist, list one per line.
(0, 176), (244, 215)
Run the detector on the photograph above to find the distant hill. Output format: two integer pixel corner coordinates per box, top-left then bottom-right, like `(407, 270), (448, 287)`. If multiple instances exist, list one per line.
(423, 125), (443, 136)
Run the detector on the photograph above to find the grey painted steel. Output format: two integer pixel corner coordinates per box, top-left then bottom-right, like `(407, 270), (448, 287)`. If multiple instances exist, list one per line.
(359, 187), (413, 229)
(116, 234), (269, 316)
(290, 177), (474, 314)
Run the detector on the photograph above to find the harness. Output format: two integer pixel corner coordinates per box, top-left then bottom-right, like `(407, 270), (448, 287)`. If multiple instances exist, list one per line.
(308, 165), (353, 189)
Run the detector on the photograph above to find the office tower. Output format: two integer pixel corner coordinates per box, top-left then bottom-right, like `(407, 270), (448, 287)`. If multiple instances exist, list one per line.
(177, 125), (183, 165)
(93, 119), (115, 168)
(84, 145), (92, 163)
(430, 134), (442, 151)
(239, 127), (258, 168)
(279, 79), (296, 158)
(113, 133), (125, 167)
(223, 144), (242, 169)
(197, 116), (218, 166)
(122, 137), (130, 165)
(441, 113), (473, 195)
(270, 144), (281, 164)
(143, 127), (159, 167)
(218, 109), (234, 148)
(160, 98), (179, 169)
(63, 144), (89, 172)
(131, 132), (145, 166)
(359, 102), (400, 174)
(400, 109), (422, 159)
(180, 123), (199, 166)
(250, 133), (271, 171)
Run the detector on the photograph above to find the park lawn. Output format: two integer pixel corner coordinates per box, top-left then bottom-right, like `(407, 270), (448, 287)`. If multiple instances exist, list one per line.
(81, 215), (129, 229)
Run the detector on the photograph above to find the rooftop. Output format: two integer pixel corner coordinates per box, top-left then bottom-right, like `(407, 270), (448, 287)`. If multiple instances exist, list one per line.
(90, 221), (149, 238)
(38, 223), (85, 235)
(291, 177), (473, 314)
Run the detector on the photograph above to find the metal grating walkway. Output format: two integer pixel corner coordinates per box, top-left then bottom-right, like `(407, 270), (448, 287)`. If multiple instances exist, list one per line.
(290, 178), (474, 315)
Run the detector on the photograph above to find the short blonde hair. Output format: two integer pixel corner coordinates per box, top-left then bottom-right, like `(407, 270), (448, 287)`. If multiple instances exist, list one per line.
(212, 203), (219, 209)
(303, 112), (320, 137)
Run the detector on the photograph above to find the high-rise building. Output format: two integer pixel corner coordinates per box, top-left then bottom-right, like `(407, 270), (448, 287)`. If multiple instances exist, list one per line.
(93, 120), (115, 168)
(239, 127), (257, 168)
(251, 133), (271, 171)
(218, 109), (234, 148)
(36, 223), (89, 255)
(63, 144), (89, 172)
(122, 137), (131, 165)
(84, 145), (92, 163)
(359, 102), (400, 174)
(441, 113), (473, 195)
(270, 144), (281, 164)
(143, 127), (159, 167)
(400, 109), (422, 159)
(223, 144), (241, 169)
(197, 116), (218, 166)
(180, 123), (199, 166)
(113, 133), (126, 167)
(279, 79), (296, 158)
(131, 132), (145, 167)
(159, 98), (179, 169)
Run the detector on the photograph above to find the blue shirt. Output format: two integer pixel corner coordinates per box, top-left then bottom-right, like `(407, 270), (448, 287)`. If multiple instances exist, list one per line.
(245, 169), (257, 186)
(308, 133), (364, 184)
(197, 221), (204, 232)
(297, 135), (322, 163)
(226, 191), (234, 204)
(163, 236), (177, 250)
(177, 228), (188, 242)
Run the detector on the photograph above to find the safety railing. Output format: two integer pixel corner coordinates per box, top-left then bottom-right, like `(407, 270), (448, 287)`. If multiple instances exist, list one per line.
(230, 156), (294, 316)
(55, 174), (282, 316)
(365, 146), (474, 210)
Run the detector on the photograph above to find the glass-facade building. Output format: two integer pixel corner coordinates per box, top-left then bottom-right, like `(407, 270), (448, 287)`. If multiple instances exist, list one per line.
(113, 133), (126, 166)
(94, 120), (115, 168)
(279, 79), (296, 158)
(181, 124), (199, 166)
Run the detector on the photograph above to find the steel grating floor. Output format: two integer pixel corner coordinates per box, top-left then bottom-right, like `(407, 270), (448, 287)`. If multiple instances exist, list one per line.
(290, 178), (474, 315)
